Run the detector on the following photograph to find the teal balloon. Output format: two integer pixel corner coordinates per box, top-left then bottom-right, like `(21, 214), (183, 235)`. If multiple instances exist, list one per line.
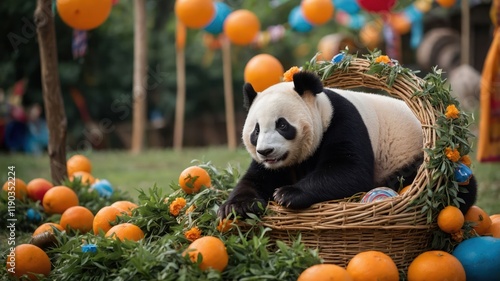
(453, 236), (500, 280)
(288, 6), (313, 33)
(204, 2), (232, 35)
(334, 0), (360, 14)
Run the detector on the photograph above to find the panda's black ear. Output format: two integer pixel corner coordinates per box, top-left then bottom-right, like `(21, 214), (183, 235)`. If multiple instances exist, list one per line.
(293, 71), (324, 96)
(243, 83), (257, 111)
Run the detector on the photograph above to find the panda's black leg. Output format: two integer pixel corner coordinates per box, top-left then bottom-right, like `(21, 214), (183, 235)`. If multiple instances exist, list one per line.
(458, 175), (478, 214)
(273, 185), (310, 208)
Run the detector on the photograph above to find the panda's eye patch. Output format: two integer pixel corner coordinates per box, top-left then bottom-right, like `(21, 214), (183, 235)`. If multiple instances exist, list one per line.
(250, 123), (259, 146)
(276, 118), (296, 140)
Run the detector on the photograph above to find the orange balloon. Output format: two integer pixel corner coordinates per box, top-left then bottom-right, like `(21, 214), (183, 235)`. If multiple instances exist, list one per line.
(301, 0), (334, 25)
(437, 0), (457, 8)
(57, 0), (112, 30)
(244, 54), (284, 92)
(174, 0), (215, 29)
(390, 14), (411, 35)
(224, 10), (260, 45)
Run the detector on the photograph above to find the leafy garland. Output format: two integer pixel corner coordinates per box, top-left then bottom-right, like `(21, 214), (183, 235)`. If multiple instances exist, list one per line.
(302, 50), (475, 228)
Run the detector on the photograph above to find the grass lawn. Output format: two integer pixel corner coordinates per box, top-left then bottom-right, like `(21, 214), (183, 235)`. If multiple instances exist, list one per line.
(1, 146), (499, 213)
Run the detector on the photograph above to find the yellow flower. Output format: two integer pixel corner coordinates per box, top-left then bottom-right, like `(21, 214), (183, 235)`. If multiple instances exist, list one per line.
(169, 197), (186, 216)
(445, 104), (460, 119)
(445, 147), (461, 162)
(374, 55), (391, 64)
(460, 155), (471, 167)
(184, 227), (201, 242)
(185, 204), (196, 214)
(283, 66), (300, 82)
(216, 219), (235, 233)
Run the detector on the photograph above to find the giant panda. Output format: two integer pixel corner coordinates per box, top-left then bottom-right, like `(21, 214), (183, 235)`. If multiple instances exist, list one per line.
(218, 71), (477, 218)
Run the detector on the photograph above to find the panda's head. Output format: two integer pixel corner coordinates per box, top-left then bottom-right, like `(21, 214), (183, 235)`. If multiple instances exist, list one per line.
(242, 71), (333, 169)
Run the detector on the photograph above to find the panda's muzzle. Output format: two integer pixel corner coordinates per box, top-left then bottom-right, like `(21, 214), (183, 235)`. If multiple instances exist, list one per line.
(258, 149), (288, 164)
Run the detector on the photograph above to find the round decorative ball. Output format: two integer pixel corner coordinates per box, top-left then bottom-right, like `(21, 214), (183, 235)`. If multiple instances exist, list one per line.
(82, 244), (98, 253)
(91, 179), (114, 198)
(334, 0), (360, 14)
(174, 0), (215, 29)
(332, 53), (345, 64)
(244, 54), (284, 92)
(453, 236), (500, 280)
(454, 163), (472, 185)
(26, 208), (42, 223)
(57, 0), (112, 30)
(223, 9), (260, 45)
(361, 187), (398, 203)
(288, 6), (313, 33)
(357, 0), (396, 13)
(301, 0), (334, 26)
(437, 0), (457, 8)
(204, 2), (232, 35)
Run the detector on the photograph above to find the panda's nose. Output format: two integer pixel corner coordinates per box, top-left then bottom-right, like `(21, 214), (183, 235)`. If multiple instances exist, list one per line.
(257, 148), (274, 156)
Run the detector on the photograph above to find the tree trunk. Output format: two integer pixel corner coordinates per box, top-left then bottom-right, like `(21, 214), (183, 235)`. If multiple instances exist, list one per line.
(221, 37), (236, 150)
(131, 0), (148, 154)
(34, 0), (67, 184)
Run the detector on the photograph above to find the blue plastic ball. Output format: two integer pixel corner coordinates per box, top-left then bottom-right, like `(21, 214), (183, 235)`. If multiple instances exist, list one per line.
(288, 6), (313, 33)
(26, 208), (42, 223)
(453, 236), (500, 280)
(454, 163), (472, 184)
(82, 244), (98, 253)
(91, 179), (114, 198)
(331, 53), (345, 64)
(204, 2), (232, 35)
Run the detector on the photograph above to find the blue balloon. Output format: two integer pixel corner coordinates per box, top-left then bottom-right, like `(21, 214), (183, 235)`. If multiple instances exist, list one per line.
(332, 53), (345, 64)
(454, 163), (472, 184)
(333, 0), (360, 15)
(453, 236), (500, 280)
(91, 179), (114, 198)
(288, 6), (313, 33)
(82, 244), (98, 253)
(204, 2), (232, 35)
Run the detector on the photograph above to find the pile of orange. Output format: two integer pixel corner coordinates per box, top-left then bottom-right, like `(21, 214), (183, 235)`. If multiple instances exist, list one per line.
(7, 244), (51, 280)
(183, 236), (228, 272)
(2, 178), (28, 201)
(178, 166), (211, 194)
(105, 223), (144, 241)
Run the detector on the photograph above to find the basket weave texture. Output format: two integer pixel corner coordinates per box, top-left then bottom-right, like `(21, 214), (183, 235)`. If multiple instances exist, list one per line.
(261, 57), (439, 270)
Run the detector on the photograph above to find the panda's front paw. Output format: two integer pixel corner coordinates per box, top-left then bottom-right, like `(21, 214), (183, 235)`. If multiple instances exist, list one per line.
(218, 198), (267, 219)
(273, 185), (308, 209)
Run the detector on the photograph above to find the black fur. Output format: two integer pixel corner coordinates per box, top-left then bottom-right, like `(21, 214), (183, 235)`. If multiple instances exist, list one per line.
(243, 83), (257, 111)
(293, 72), (324, 96)
(250, 123), (259, 146)
(219, 88), (375, 218)
(276, 118), (296, 140)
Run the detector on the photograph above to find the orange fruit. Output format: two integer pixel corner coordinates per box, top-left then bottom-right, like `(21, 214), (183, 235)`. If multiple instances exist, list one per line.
(105, 223), (144, 241)
(298, 264), (353, 281)
(398, 185), (411, 195)
(69, 171), (96, 185)
(66, 154), (92, 176)
(42, 185), (79, 214)
(2, 178), (28, 201)
(174, 0), (215, 29)
(111, 200), (138, 216)
(407, 250), (465, 281)
(244, 54), (284, 92)
(183, 236), (228, 272)
(490, 214), (500, 223)
(57, 0), (112, 30)
(33, 222), (65, 236)
(223, 9), (260, 46)
(60, 206), (95, 233)
(487, 221), (500, 238)
(465, 205), (492, 235)
(346, 251), (399, 281)
(6, 244), (51, 280)
(437, 206), (464, 234)
(301, 0), (334, 25)
(93, 206), (122, 234)
(26, 178), (53, 202)
(178, 166), (211, 194)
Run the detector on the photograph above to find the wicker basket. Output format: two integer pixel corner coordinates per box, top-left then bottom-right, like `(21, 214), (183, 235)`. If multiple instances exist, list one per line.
(261, 57), (440, 271)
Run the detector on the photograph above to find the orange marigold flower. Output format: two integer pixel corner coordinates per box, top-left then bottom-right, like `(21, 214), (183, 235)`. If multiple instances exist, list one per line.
(169, 197), (186, 216)
(445, 147), (461, 162)
(283, 66), (300, 82)
(185, 204), (196, 214)
(460, 155), (471, 167)
(374, 55), (391, 64)
(445, 104), (460, 119)
(217, 219), (234, 233)
(184, 226), (201, 242)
